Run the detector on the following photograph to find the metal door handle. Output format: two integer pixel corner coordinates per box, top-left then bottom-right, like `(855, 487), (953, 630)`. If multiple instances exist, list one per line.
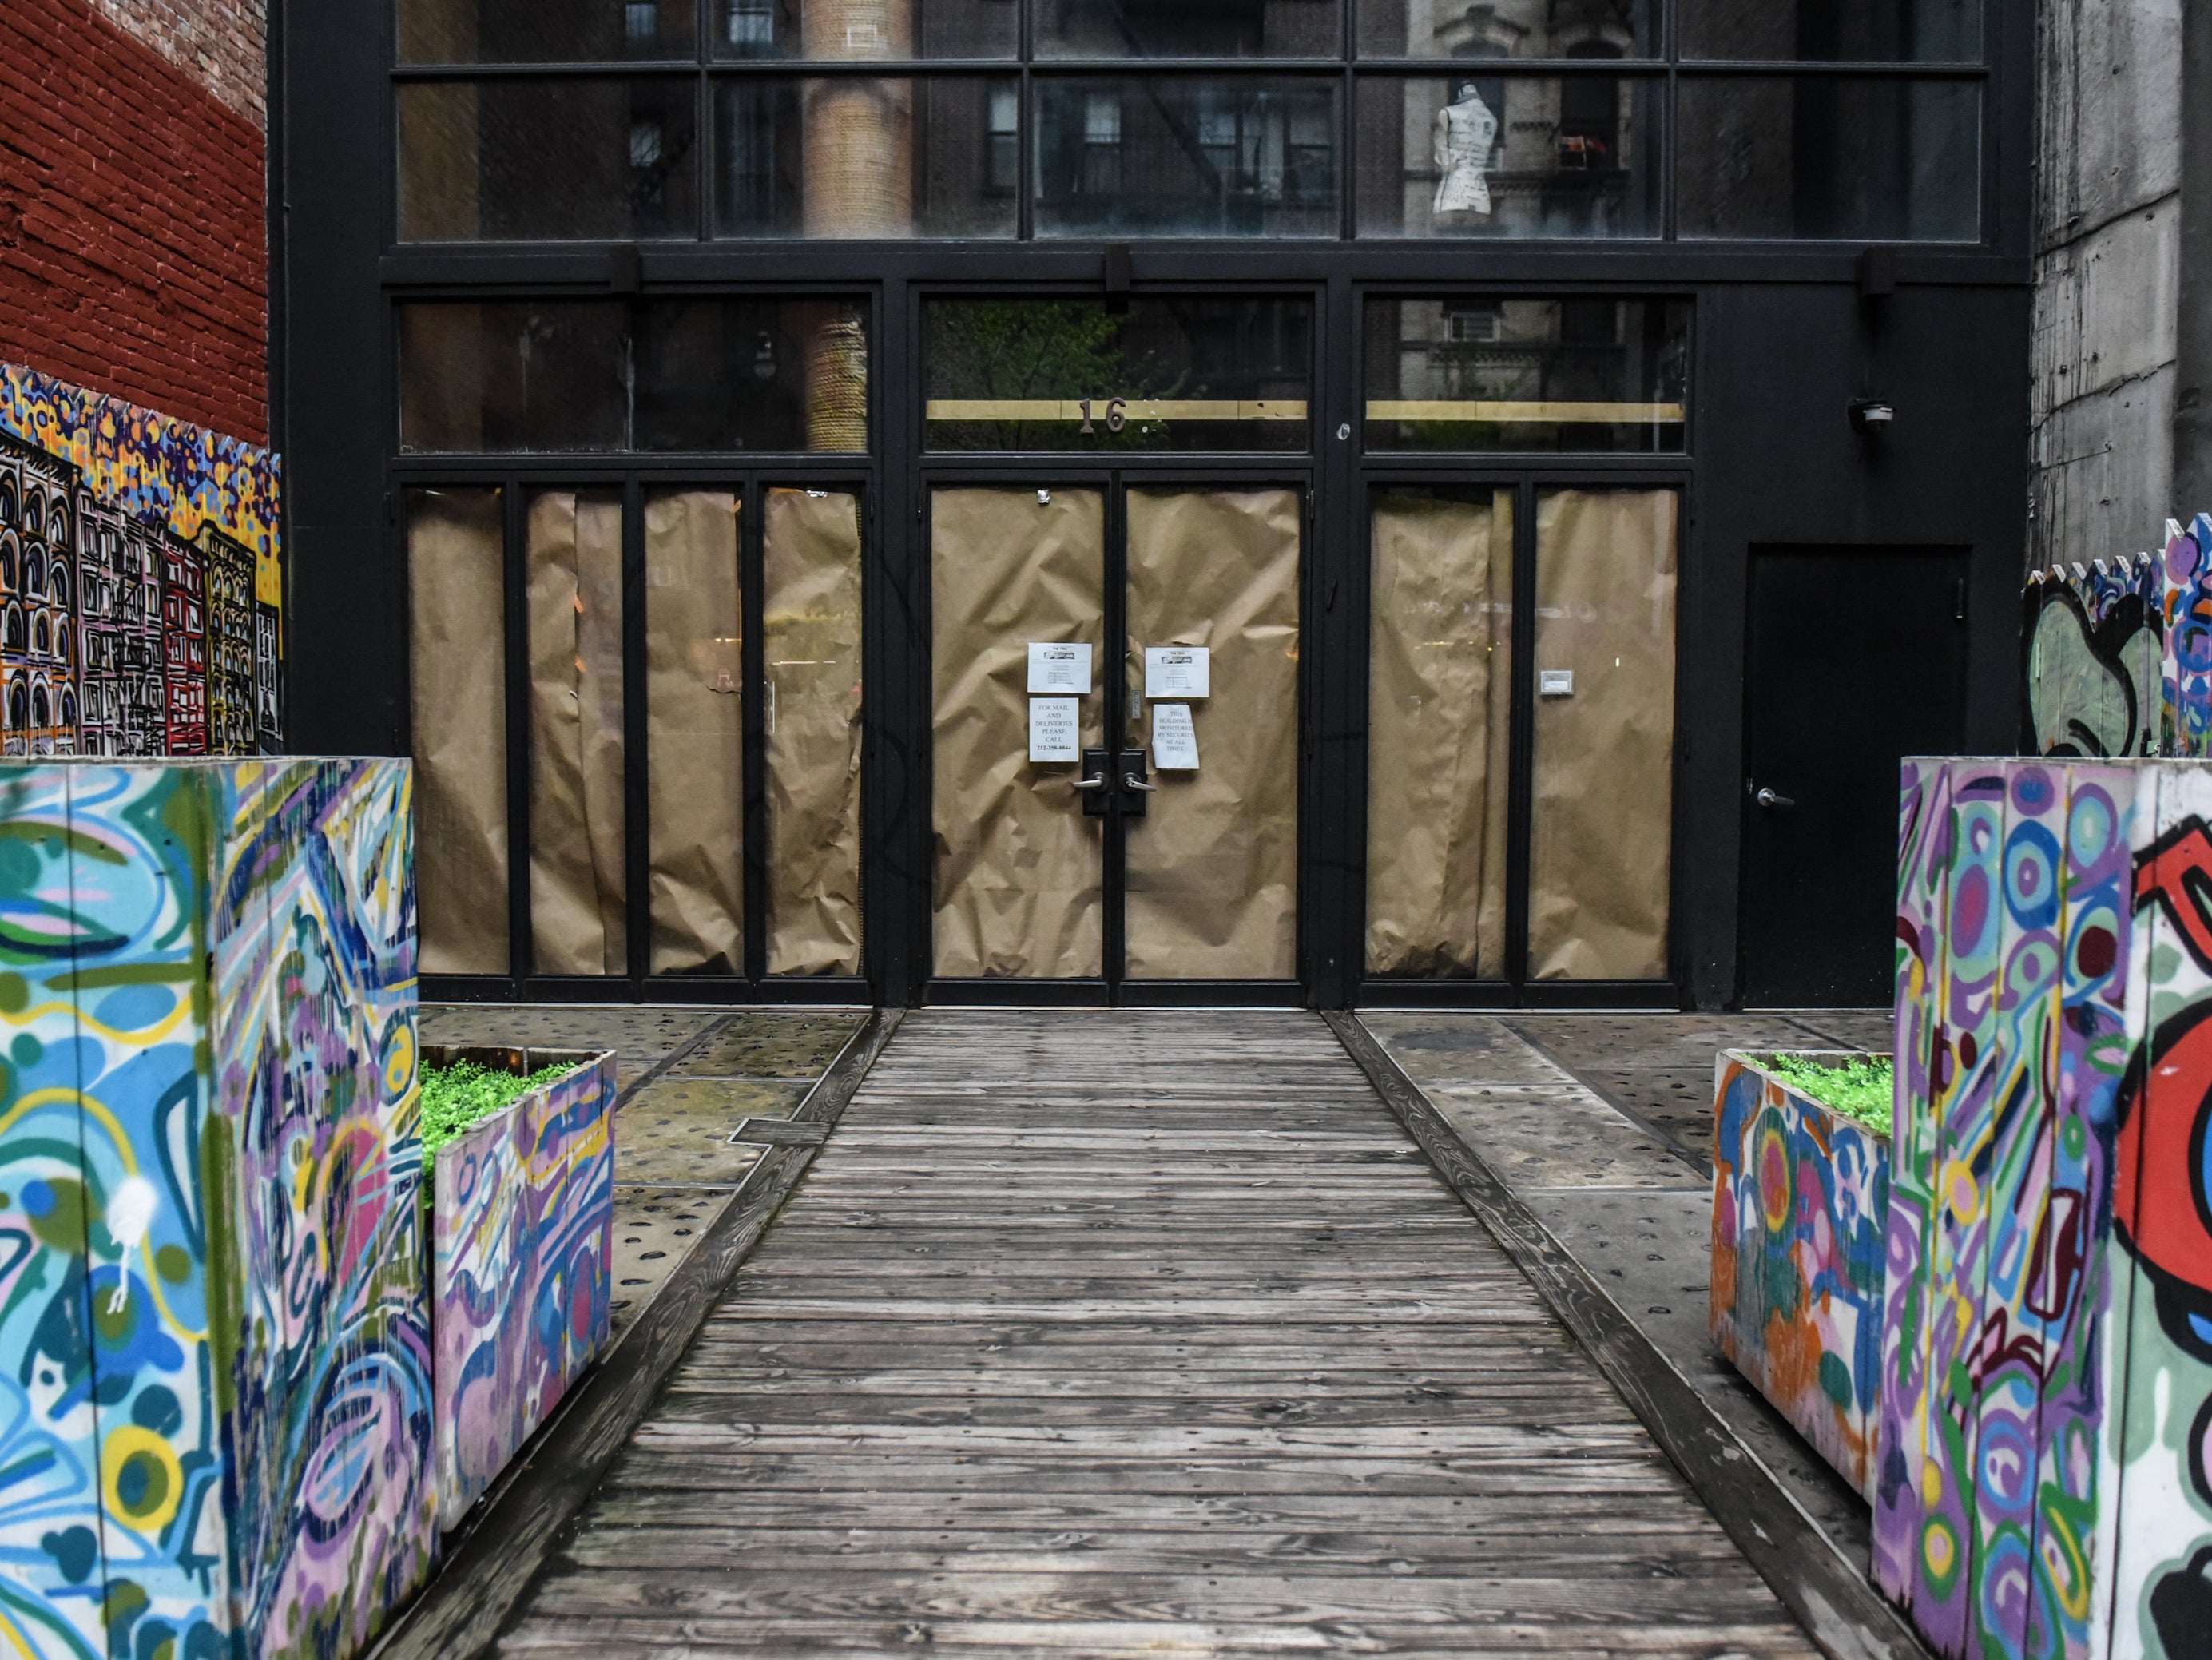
(1070, 776), (1106, 790)
(1123, 774), (1158, 792)
(1755, 787), (1795, 811)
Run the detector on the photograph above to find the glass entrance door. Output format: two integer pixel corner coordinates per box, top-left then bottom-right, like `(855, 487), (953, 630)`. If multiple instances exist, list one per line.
(928, 480), (1302, 996)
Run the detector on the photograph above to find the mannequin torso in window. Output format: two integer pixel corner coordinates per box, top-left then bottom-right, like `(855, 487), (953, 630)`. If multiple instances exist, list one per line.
(1431, 83), (1498, 216)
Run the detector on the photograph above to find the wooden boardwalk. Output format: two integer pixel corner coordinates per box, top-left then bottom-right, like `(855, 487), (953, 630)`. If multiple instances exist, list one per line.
(499, 1010), (1820, 1658)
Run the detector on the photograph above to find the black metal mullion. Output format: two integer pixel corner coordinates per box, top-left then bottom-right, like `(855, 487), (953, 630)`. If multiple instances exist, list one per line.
(1102, 474), (1128, 1001)
(622, 474), (650, 991)
(503, 477), (533, 994)
(1502, 475), (1537, 999)
(741, 474), (771, 983)
(1314, 271), (1357, 1006)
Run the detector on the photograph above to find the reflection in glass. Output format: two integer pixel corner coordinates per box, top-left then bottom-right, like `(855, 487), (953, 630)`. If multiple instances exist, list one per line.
(1035, 79), (1336, 237)
(1036, 0), (1337, 58)
(645, 491), (745, 975)
(764, 489), (865, 975)
(1358, 0), (1655, 59)
(401, 300), (870, 452)
(1356, 76), (1658, 237)
(400, 302), (628, 452)
(408, 487), (508, 976)
(1680, 0), (1980, 62)
(637, 300), (870, 451)
(1363, 296), (1687, 451)
(1366, 488), (1512, 979)
(923, 296), (1313, 451)
(398, 0), (694, 61)
(1528, 488), (1676, 980)
(398, 79), (698, 240)
(713, 0), (1016, 58)
(1678, 77), (1979, 240)
(715, 78), (1018, 237)
(526, 489), (628, 977)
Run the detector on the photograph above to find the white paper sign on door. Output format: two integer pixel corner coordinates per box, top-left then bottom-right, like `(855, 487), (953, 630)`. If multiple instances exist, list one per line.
(1027, 641), (1093, 693)
(1151, 703), (1200, 770)
(1028, 697), (1081, 763)
(1144, 646), (1209, 698)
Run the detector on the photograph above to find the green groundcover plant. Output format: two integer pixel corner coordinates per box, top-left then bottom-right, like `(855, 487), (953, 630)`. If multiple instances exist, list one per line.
(1757, 1053), (1894, 1138)
(420, 1060), (580, 1167)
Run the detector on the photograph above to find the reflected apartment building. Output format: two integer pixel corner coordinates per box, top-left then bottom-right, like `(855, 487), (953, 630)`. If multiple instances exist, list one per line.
(284, 0), (2027, 1009)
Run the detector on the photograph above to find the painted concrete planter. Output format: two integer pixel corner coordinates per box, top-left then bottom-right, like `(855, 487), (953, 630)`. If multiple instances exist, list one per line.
(1710, 1049), (1890, 1503)
(1882, 757), (2212, 1660)
(428, 1045), (616, 1531)
(0, 759), (433, 1660)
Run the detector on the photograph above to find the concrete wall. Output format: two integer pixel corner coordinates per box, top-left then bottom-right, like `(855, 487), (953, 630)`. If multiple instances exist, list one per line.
(2031, 0), (2186, 571)
(0, 0), (268, 440)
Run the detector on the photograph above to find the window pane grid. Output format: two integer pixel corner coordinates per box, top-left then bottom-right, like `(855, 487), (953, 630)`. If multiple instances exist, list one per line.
(391, 0), (1992, 244)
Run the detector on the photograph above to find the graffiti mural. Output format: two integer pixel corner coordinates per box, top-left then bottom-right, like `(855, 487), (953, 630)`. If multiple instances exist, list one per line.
(0, 363), (282, 758)
(2023, 558), (2163, 758)
(430, 1048), (614, 1531)
(0, 760), (432, 1660)
(1709, 1050), (1889, 1500)
(1877, 756), (2212, 1660)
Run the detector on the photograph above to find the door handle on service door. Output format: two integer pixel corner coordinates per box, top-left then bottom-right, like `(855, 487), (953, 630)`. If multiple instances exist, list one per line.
(1753, 785), (1797, 812)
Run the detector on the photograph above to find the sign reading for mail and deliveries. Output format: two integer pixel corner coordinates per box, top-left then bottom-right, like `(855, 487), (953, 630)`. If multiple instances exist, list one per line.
(1151, 704), (1200, 770)
(1027, 641), (1093, 694)
(1144, 646), (1209, 699)
(1028, 697), (1081, 763)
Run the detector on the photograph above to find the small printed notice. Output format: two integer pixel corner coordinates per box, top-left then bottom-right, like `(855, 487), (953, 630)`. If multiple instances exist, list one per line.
(1539, 669), (1575, 697)
(1027, 641), (1093, 693)
(1029, 697), (1081, 763)
(1145, 646), (1210, 699)
(1151, 703), (1200, 770)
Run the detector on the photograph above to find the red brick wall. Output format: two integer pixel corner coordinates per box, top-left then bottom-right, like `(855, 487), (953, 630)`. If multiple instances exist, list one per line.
(0, 0), (268, 442)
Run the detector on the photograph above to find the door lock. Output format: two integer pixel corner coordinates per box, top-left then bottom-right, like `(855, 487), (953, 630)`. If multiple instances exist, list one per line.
(1078, 749), (1113, 816)
(1754, 786), (1796, 812)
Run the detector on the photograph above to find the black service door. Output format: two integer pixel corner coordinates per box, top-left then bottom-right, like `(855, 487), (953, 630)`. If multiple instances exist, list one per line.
(1738, 547), (1968, 1006)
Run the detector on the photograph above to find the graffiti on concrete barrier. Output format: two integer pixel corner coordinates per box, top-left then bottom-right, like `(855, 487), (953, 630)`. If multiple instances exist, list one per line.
(0, 760), (431, 1660)
(1879, 757), (2212, 1660)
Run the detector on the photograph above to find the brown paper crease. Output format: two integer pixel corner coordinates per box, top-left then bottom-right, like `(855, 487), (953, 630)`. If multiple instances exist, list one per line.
(1527, 488), (1677, 980)
(409, 486), (509, 975)
(931, 486), (1106, 978)
(1123, 487), (1300, 981)
(1365, 490), (1513, 978)
(527, 489), (629, 976)
(766, 488), (866, 975)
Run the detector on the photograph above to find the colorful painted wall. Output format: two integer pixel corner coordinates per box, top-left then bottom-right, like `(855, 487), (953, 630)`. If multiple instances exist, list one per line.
(1710, 1051), (1888, 1503)
(1880, 757), (2212, 1660)
(0, 363), (282, 759)
(431, 1047), (614, 1531)
(0, 759), (432, 1660)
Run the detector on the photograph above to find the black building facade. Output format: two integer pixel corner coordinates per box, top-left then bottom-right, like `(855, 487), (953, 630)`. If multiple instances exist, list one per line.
(280, 0), (2031, 1010)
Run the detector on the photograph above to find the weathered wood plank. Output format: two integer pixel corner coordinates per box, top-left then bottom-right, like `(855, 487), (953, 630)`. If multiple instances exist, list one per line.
(483, 1009), (1821, 1660)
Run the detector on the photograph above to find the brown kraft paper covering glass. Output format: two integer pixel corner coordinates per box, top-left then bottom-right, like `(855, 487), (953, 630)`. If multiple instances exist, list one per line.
(931, 486), (1105, 978)
(645, 490), (744, 974)
(1366, 490), (1513, 978)
(1527, 488), (1678, 980)
(527, 488), (629, 975)
(1124, 488), (1300, 981)
(409, 486), (508, 975)
(766, 488), (865, 975)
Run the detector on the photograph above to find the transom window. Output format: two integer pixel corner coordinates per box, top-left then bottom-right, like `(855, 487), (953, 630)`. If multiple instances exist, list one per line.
(393, 0), (1988, 242)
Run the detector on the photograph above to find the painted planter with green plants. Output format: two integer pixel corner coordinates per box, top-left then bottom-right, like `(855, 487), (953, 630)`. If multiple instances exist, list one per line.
(423, 1044), (617, 1530)
(1709, 1047), (1892, 1502)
